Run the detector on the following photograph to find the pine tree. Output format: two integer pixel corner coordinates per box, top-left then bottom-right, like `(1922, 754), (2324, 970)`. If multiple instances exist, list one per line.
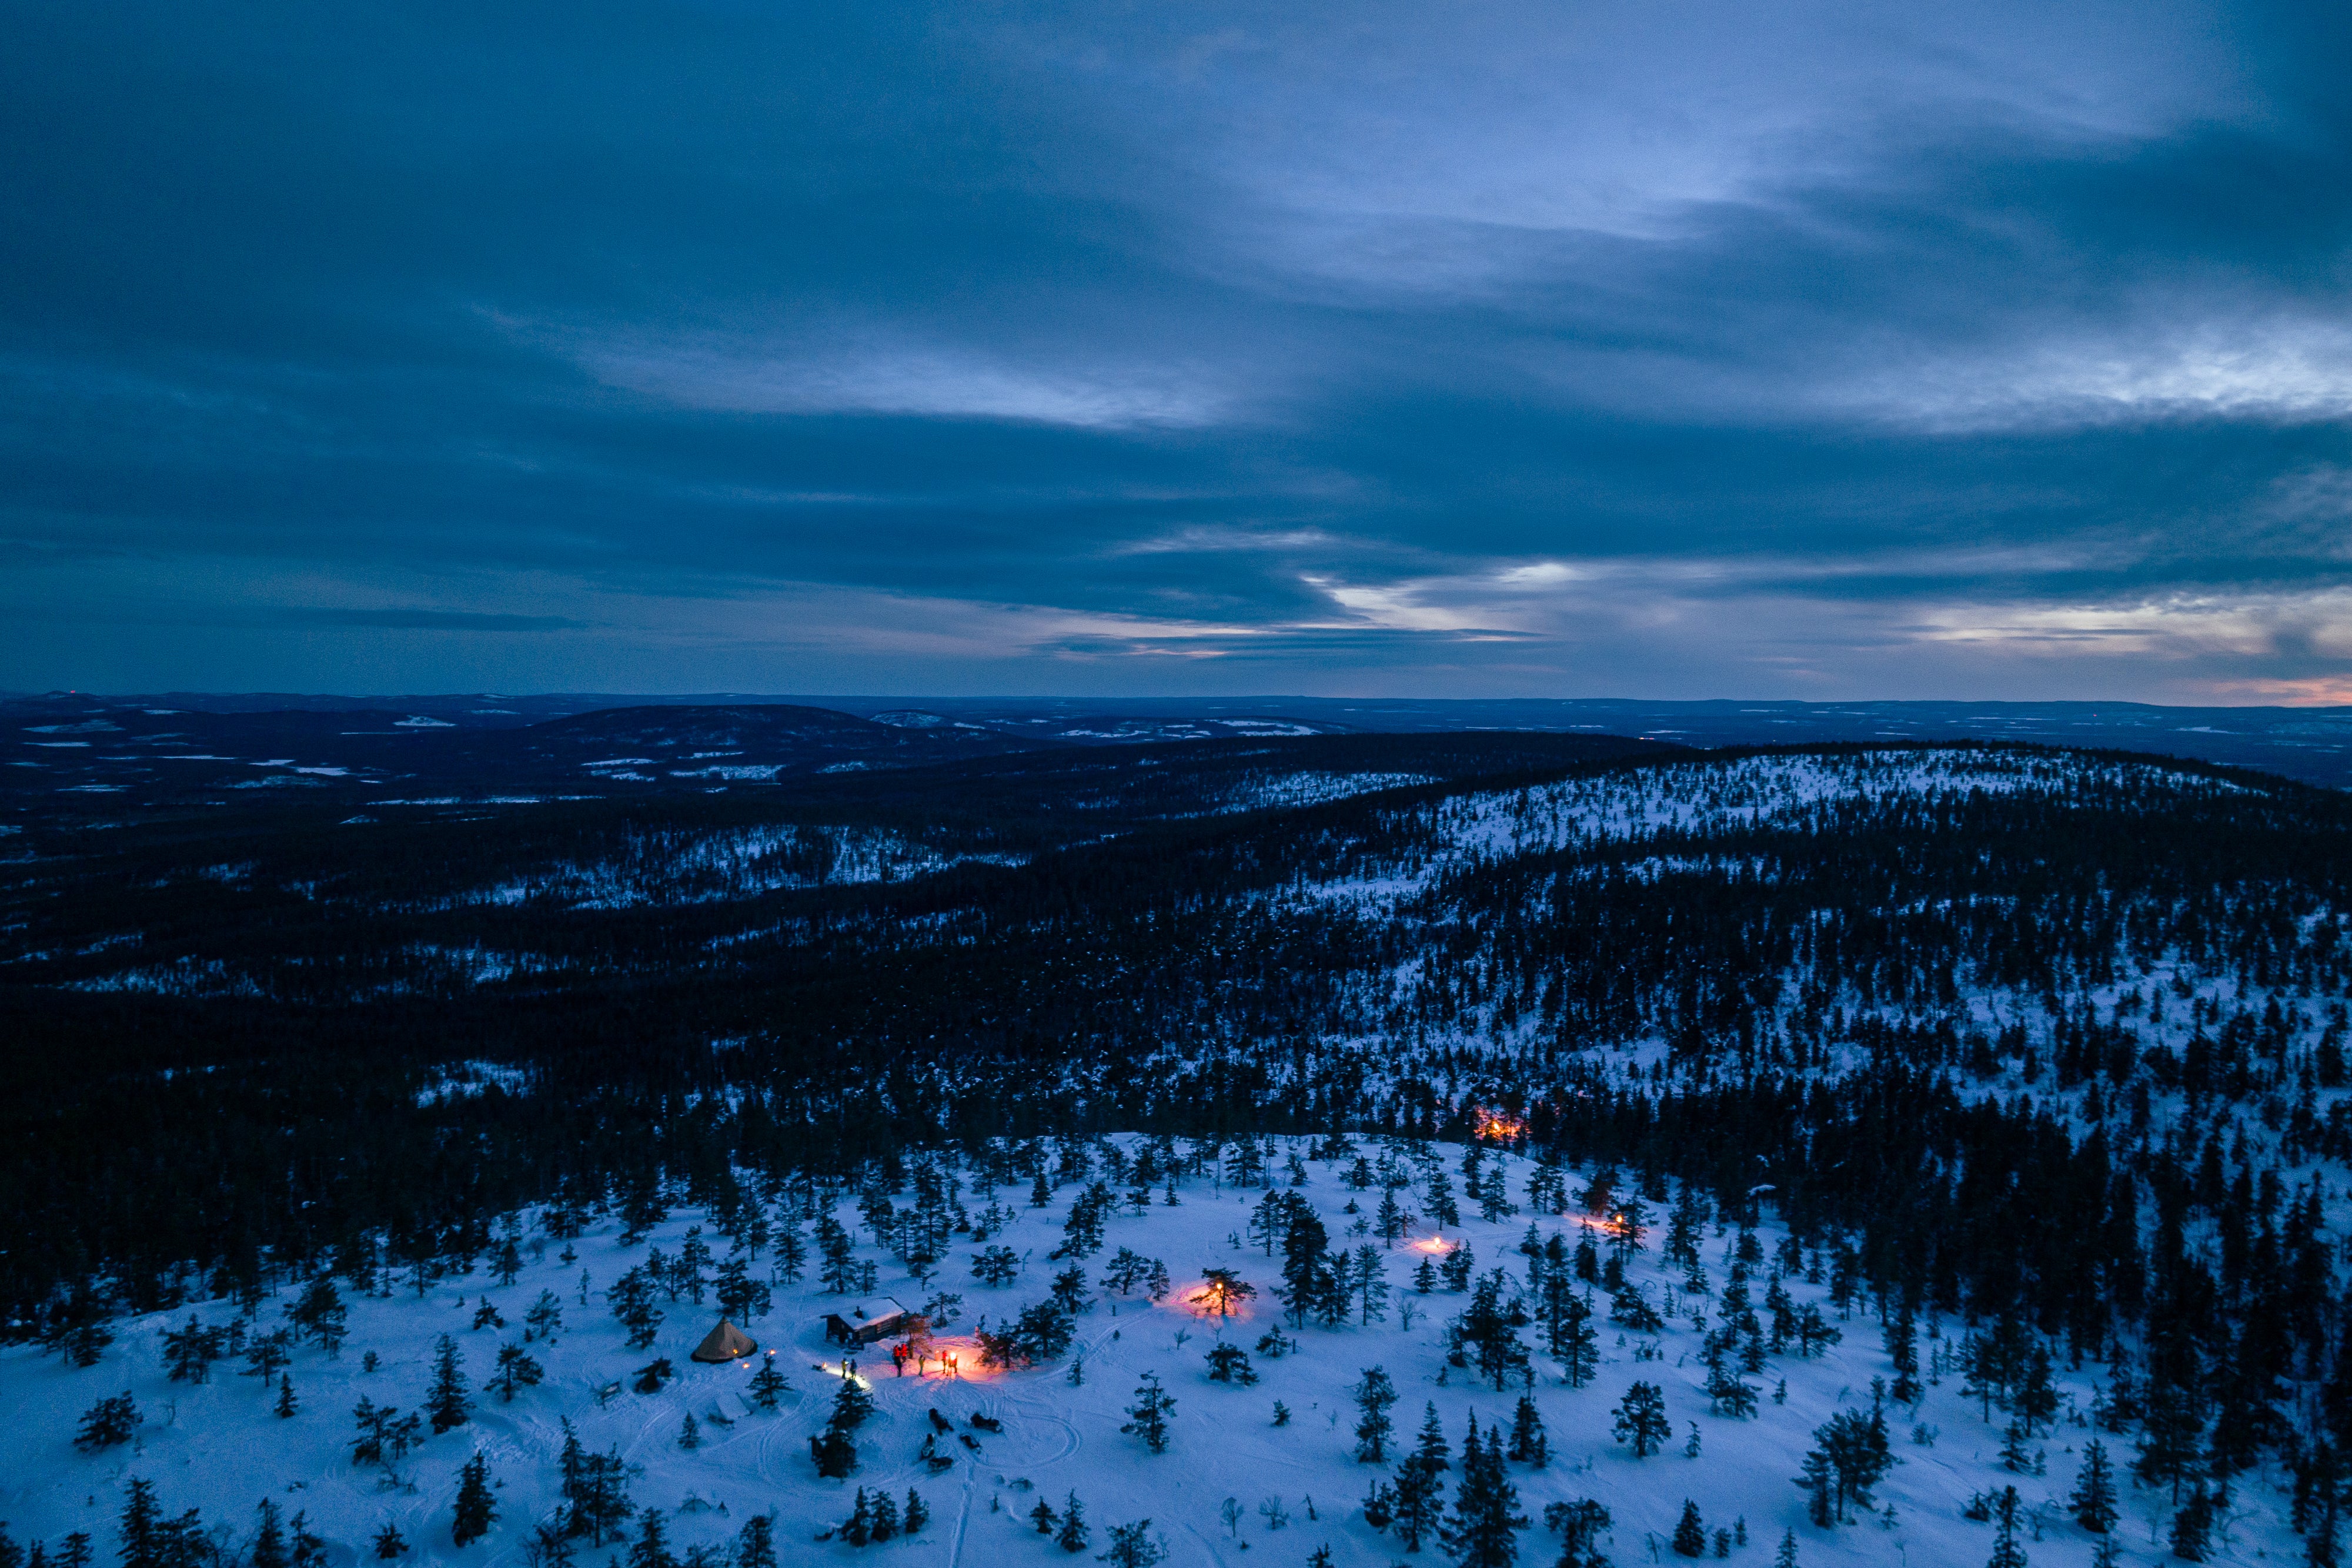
(749, 1355), (790, 1410)
(810, 1425), (857, 1479)
(74, 1393), (141, 1452)
(1672, 1500), (1708, 1558)
(452, 1452), (497, 1547)
(118, 1479), (162, 1568)
(2169, 1482), (2214, 1563)
(1506, 1396), (1547, 1466)
(1773, 1529), (1799, 1568)
(1544, 1500), (1611, 1568)
(1545, 1282), (1599, 1387)
(250, 1500), (289, 1568)
(1031, 1499), (1060, 1536)
(903, 1490), (929, 1536)
(483, 1342), (542, 1403)
(426, 1335), (472, 1434)
(829, 1373), (875, 1431)
(1391, 1443), (1448, 1553)
(1416, 1402), (1453, 1471)
(847, 1495), (884, 1552)
(1999, 1416), (2036, 1474)
(1612, 1380), (1671, 1457)
(869, 1490), (900, 1543)
(2134, 1382), (2205, 1501)
(1986, 1486), (2028, 1568)
(275, 1373), (299, 1419)
(2068, 1439), (2119, 1535)
(370, 1524), (406, 1560)
(1122, 1373), (1176, 1454)
(733, 1515), (775, 1568)
(1437, 1419), (1527, 1568)
(627, 1507), (676, 1568)
(1885, 1304), (1922, 1405)
(1205, 1342), (1258, 1385)
(1353, 1367), (1399, 1462)
(1055, 1492), (1090, 1553)
(677, 1412), (700, 1451)
(608, 1266), (664, 1348)
(1097, 1521), (1167, 1568)
(289, 1510), (326, 1568)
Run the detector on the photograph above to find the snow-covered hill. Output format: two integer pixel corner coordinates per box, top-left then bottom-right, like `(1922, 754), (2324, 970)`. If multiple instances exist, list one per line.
(0, 1135), (2303, 1568)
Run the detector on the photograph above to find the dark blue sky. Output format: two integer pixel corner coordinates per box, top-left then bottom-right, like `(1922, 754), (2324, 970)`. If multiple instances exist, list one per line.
(5, 1), (2351, 698)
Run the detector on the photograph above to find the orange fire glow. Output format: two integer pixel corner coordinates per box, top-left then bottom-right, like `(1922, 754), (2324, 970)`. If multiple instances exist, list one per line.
(895, 1334), (1007, 1382)
(1472, 1107), (1525, 1142)
(1176, 1276), (1257, 1322)
(1410, 1232), (1458, 1255)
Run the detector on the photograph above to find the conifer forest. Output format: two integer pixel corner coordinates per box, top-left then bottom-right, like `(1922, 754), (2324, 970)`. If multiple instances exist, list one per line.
(5, 713), (2351, 1567)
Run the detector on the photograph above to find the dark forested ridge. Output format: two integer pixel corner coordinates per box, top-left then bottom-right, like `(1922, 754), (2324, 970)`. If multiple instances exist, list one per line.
(5, 728), (2352, 1554)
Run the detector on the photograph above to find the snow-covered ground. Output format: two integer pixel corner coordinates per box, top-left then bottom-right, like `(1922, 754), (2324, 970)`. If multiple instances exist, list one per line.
(0, 1137), (2283, 1567)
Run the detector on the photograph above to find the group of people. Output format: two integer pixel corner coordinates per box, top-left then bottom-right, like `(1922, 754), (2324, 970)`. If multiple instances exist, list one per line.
(889, 1340), (959, 1378)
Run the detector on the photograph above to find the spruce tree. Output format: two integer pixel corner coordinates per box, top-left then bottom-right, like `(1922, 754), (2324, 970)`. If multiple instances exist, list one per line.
(1416, 1402), (1453, 1472)
(1544, 1500), (1611, 1568)
(1097, 1521), (1167, 1568)
(1672, 1500), (1707, 1558)
(733, 1516), (774, 1568)
(1055, 1492), (1090, 1553)
(2134, 1382), (2205, 1501)
(119, 1480), (162, 1568)
(828, 1373), (874, 1431)
(1391, 1448), (1448, 1553)
(426, 1335), (472, 1435)
(1122, 1373), (1176, 1454)
(2068, 1439), (2119, 1535)
(1986, 1486), (2028, 1568)
(275, 1373), (298, 1419)
(2169, 1482), (2214, 1563)
(1437, 1418), (1527, 1568)
(452, 1453), (496, 1547)
(749, 1355), (790, 1410)
(250, 1500), (288, 1568)
(370, 1524), (406, 1560)
(486, 1343), (543, 1402)
(1353, 1367), (1399, 1462)
(627, 1507), (676, 1568)
(903, 1491), (929, 1536)
(1506, 1396), (1547, 1466)
(1612, 1381), (1671, 1457)
(869, 1490), (899, 1543)
(810, 1425), (858, 1479)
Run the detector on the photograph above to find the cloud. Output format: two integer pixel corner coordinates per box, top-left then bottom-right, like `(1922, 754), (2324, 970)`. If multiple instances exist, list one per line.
(278, 609), (589, 632)
(2, 0), (2350, 698)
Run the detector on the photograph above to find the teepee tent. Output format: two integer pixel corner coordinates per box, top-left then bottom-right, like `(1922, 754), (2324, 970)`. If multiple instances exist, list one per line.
(690, 1319), (759, 1363)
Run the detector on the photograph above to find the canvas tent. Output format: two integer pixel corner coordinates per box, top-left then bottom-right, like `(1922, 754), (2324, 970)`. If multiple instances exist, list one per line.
(690, 1319), (759, 1363)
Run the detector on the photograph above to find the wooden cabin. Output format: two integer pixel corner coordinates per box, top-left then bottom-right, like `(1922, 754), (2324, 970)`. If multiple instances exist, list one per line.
(822, 1296), (917, 1346)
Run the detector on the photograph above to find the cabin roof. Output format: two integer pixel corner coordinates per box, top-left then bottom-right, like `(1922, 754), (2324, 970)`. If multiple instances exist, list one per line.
(825, 1296), (910, 1323)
